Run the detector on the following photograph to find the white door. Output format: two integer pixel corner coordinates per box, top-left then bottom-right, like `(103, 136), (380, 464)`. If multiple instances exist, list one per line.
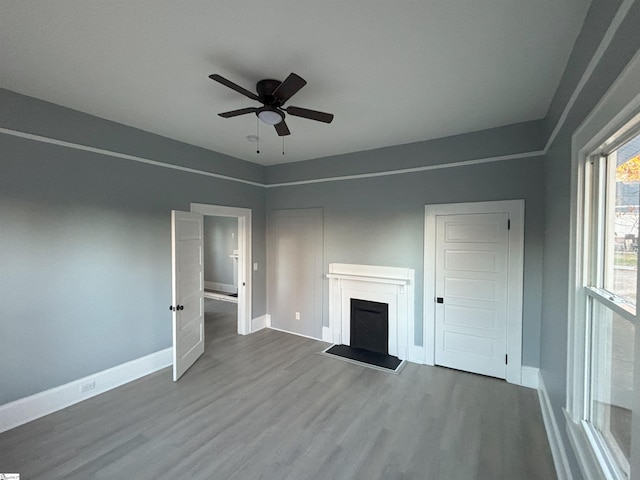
(171, 210), (205, 381)
(434, 213), (509, 378)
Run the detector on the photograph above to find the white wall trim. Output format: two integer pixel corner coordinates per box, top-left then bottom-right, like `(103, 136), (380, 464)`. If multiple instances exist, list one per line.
(204, 281), (236, 294)
(408, 345), (425, 365)
(0, 127), (264, 187)
(322, 326), (332, 342)
(0, 347), (172, 434)
(268, 325), (322, 342)
(520, 366), (539, 389)
(538, 372), (574, 480)
(423, 200), (525, 385)
(544, 0), (637, 153)
(251, 314), (271, 332)
(0, 127), (545, 189)
(191, 203), (252, 336)
(265, 150), (544, 188)
(563, 410), (610, 480)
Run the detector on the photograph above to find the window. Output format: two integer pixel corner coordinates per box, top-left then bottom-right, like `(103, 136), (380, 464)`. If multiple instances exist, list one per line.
(581, 126), (640, 478)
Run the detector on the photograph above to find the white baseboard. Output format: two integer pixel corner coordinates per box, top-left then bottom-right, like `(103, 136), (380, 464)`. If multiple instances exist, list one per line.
(251, 314), (271, 332)
(204, 281), (236, 293)
(322, 326), (332, 342)
(268, 326), (323, 342)
(0, 347), (172, 433)
(408, 345), (425, 364)
(520, 366), (539, 389)
(204, 291), (238, 303)
(538, 371), (573, 480)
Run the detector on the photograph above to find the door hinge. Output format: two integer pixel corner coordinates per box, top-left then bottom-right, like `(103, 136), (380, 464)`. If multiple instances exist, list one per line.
(505, 354), (508, 364)
(507, 219), (511, 230)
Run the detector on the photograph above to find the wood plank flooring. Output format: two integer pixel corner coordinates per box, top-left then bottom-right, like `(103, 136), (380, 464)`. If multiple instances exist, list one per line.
(0, 299), (556, 479)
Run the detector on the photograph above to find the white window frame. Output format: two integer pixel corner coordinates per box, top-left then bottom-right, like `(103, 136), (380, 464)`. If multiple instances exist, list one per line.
(568, 49), (640, 479)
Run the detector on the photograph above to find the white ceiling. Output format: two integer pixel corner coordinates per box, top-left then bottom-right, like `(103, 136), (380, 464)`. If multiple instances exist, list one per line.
(0, 1), (590, 166)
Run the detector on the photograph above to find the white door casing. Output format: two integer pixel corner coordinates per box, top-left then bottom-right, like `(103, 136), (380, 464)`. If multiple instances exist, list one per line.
(171, 210), (205, 381)
(424, 200), (524, 385)
(435, 213), (509, 379)
(191, 203), (252, 336)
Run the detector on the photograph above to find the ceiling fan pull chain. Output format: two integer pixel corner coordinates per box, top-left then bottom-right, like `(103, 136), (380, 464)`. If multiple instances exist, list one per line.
(282, 136), (285, 156)
(256, 117), (260, 154)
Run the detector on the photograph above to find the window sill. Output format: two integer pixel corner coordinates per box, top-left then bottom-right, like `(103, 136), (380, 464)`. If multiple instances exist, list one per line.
(564, 408), (623, 480)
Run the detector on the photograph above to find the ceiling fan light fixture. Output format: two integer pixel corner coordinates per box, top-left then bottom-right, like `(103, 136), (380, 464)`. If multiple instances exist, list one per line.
(257, 107), (283, 125)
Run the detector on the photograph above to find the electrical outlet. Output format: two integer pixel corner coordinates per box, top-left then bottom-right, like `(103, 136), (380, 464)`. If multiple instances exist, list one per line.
(295, 312), (300, 320)
(80, 380), (95, 393)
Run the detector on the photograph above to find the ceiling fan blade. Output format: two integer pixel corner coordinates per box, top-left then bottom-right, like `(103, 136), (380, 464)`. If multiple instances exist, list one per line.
(274, 120), (291, 136)
(273, 73), (307, 104)
(286, 106), (334, 124)
(209, 74), (259, 102)
(218, 107), (258, 118)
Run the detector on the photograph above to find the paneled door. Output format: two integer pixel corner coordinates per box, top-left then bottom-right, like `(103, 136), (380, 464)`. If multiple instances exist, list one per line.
(434, 213), (509, 378)
(171, 210), (205, 381)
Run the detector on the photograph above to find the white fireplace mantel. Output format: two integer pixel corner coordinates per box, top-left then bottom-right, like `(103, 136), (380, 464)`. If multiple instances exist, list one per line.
(326, 263), (415, 360)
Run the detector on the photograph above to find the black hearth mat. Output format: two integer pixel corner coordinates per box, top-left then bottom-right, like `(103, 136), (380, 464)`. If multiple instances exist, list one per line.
(324, 345), (402, 371)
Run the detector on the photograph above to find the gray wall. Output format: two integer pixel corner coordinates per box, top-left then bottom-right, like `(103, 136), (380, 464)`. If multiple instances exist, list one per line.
(267, 143), (546, 367)
(0, 89), (265, 185)
(0, 92), (266, 405)
(268, 209), (324, 339)
(203, 216), (238, 287)
(266, 119), (546, 185)
(540, 0), (640, 477)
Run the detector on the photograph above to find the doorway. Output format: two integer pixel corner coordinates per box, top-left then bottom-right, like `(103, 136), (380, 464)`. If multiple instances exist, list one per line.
(191, 203), (252, 336)
(423, 200), (524, 384)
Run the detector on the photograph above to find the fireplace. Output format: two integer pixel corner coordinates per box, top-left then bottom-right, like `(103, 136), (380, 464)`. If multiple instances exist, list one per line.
(350, 299), (389, 354)
(326, 263), (415, 361)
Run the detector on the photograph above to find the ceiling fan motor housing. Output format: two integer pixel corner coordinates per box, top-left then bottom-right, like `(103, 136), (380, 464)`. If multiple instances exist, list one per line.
(256, 79), (284, 106)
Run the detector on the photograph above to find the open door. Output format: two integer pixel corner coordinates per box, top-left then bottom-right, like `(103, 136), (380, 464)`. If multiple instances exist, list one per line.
(171, 210), (205, 381)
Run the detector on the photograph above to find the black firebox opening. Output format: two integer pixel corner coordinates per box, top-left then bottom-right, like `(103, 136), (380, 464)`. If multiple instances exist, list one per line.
(350, 299), (389, 355)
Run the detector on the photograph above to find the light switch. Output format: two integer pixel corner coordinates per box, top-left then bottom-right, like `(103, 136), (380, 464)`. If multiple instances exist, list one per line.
(253, 262), (258, 271)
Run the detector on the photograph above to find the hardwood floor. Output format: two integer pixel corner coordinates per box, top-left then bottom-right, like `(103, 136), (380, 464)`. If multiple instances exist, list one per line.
(0, 299), (556, 479)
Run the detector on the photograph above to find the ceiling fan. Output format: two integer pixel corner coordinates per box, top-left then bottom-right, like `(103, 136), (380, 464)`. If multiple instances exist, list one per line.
(209, 72), (334, 136)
